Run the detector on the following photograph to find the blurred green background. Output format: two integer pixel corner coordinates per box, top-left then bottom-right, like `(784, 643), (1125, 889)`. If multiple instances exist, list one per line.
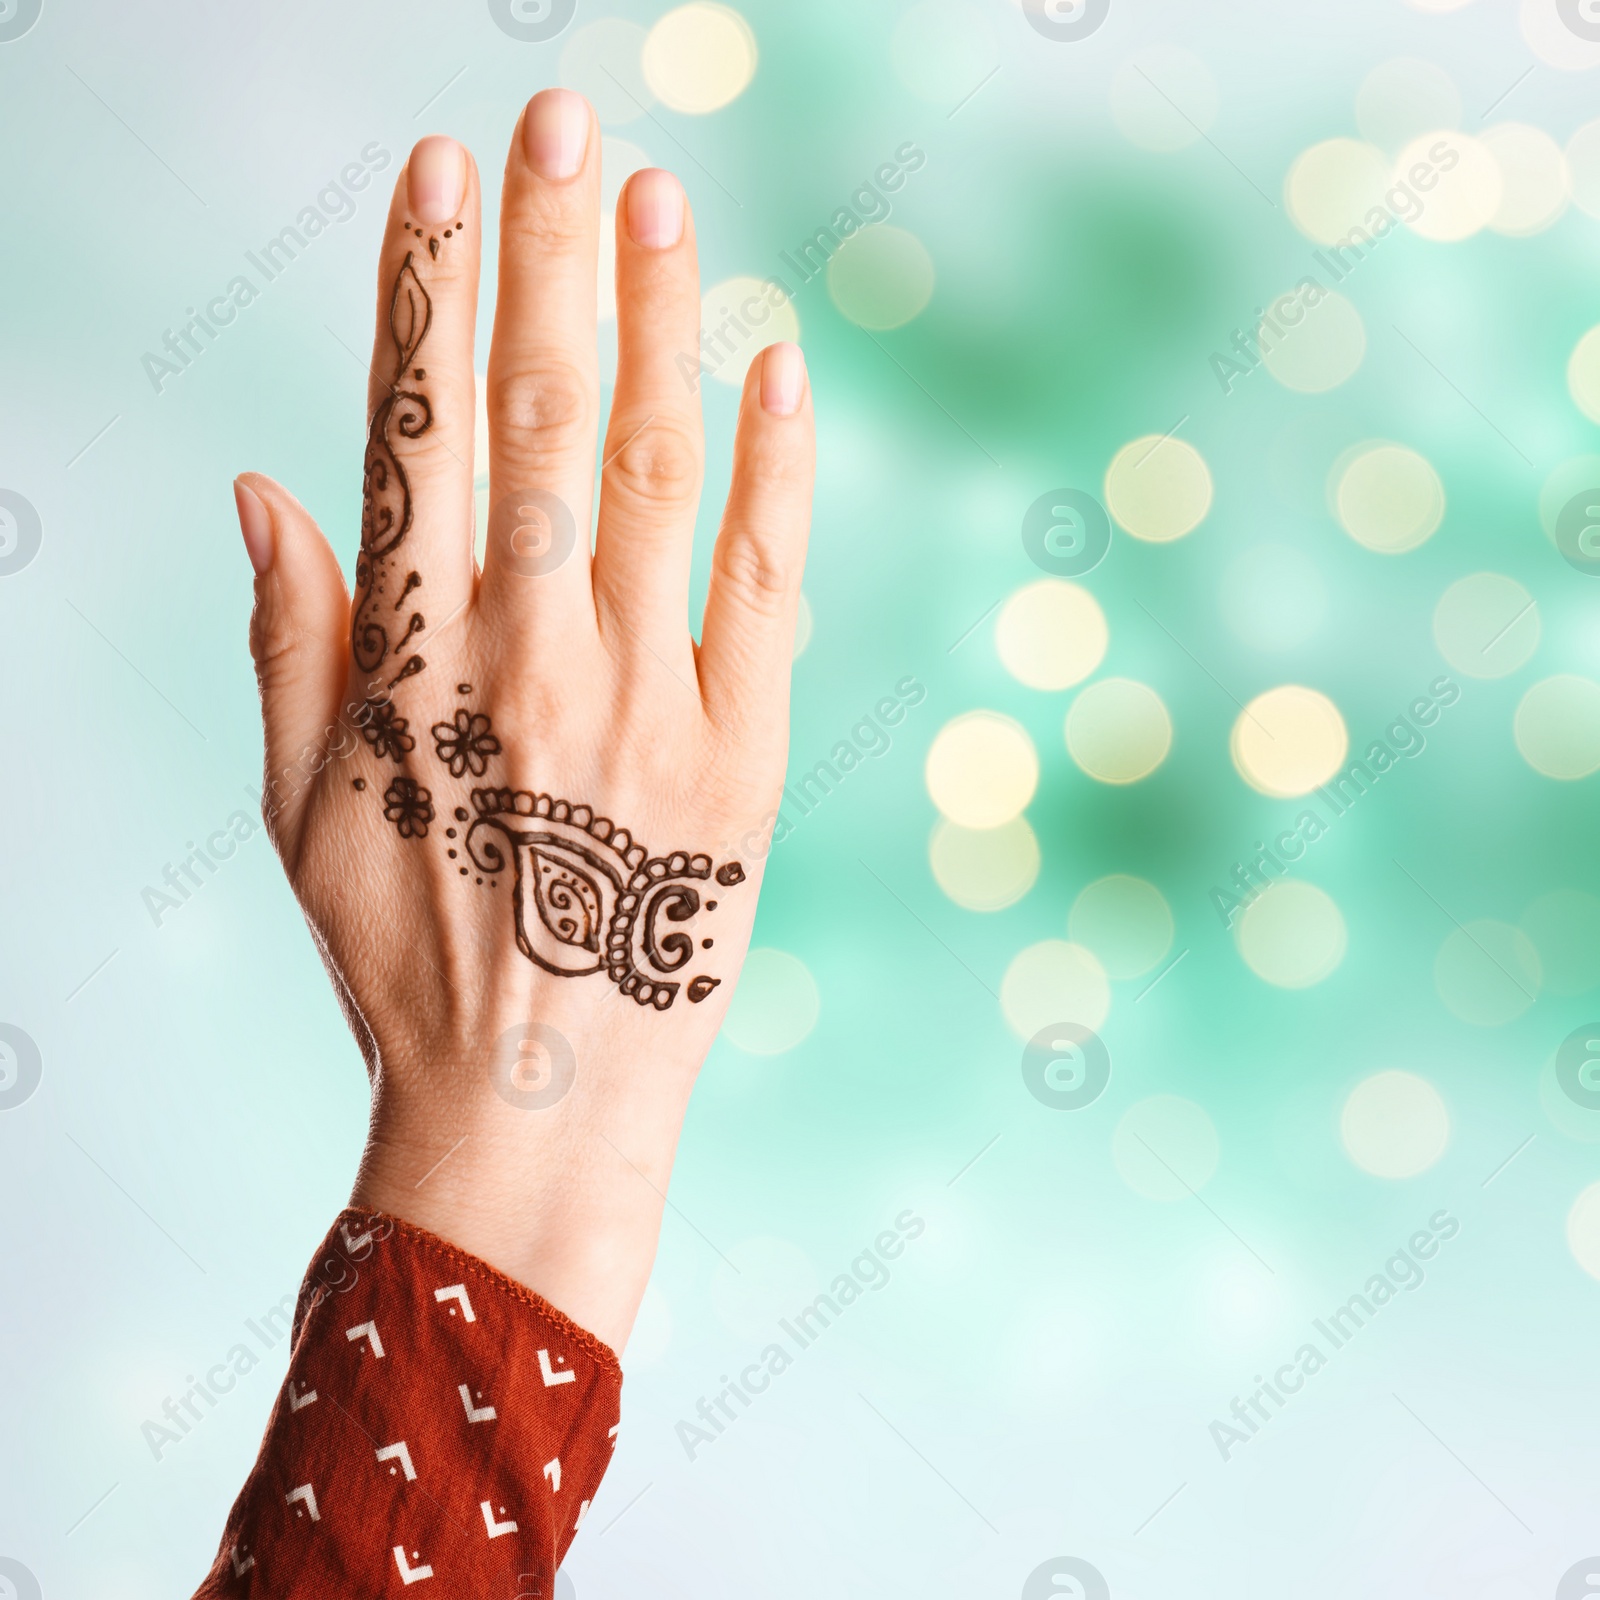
(4, 0), (1600, 1594)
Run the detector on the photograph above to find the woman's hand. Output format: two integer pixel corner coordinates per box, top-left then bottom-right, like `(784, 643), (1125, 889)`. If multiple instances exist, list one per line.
(231, 89), (814, 1351)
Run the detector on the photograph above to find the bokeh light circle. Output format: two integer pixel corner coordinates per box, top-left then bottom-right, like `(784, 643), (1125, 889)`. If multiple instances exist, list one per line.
(1285, 138), (1392, 245)
(1434, 920), (1541, 1025)
(700, 276), (800, 388)
(1104, 436), (1213, 542)
(1069, 875), (1174, 980)
(1515, 676), (1600, 779)
(1482, 122), (1570, 235)
(1236, 880), (1348, 988)
(1340, 1070), (1450, 1178)
(1521, 0), (1600, 71)
(721, 948), (821, 1054)
(1112, 1096), (1220, 1200)
(929, 816), (1041, 911)
(1396, 131), (1503, 240)
(1231, 686), (1349, 798)
(1334, 442), (1445, 553)
(1260, 290), (1367, 393)
(1432, 572), (1539, 679)
(1065, 679), (1173, 784)
(926, 711), (1039, 827)
(1567, 326), (1600, 423)
(995, 579), (1108, 691)
(642, 4), (757, 113)
(827, 225), (935, 331)
(1566, 1182), (1600, 1280)
(1566, 119), (1600, 217)
(1001, 939), (1111, 1040)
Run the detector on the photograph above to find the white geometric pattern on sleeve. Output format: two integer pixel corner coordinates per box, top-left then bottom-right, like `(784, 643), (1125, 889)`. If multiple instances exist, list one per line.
(458, 1383), (498, 1424)
(376, 1441), (418, 1481)
(538, 1348), (576, 1387)
(481, 1501), (519, 1538)
(393, 1546), (434, 1585)
(345, 1320), (385, 1358)
(285, 1485), (319, 1522)
(434, 1283), (476, 1321)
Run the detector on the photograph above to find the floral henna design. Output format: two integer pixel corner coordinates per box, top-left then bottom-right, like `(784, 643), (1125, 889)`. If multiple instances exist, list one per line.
(383, 776), (434, 840)
(361, 696), (415, 762)
(432, 709), (501, 778)
(464, 790), (742, 1010)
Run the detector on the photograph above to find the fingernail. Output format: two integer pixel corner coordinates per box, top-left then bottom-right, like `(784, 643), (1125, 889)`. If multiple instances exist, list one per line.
(408, 135), (466, 224)
(760, 342), (806, 417)
(523, 88), (589, 181)
(626, 168), (684, 249)
(234, 478), (273, 575)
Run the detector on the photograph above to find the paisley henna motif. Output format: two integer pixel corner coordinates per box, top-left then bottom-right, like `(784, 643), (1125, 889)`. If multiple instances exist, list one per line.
(465, 789), (740, 1010)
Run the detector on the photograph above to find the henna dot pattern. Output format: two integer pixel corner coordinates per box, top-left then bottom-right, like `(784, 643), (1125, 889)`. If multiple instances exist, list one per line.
(464, 790), (741, 1009)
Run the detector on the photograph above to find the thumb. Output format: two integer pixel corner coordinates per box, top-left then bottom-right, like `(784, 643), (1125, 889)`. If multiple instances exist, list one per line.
(233, 472), (349, 868)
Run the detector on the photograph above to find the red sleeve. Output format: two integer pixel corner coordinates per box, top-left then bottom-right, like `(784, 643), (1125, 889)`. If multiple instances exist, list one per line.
(192, 1208), (622, 1597)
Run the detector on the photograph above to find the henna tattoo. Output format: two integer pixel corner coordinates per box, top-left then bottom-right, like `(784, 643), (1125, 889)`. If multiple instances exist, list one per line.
(388, 654), (426, 690)
(394, 572), (421, 609)
(464, 790), (742, 1010)
(383, 777), (434, 840)
(431, 709), (501, 778)
(352, 251), (434, 677)
(398, 612), (426, 649)
(360, 696), (415, 762)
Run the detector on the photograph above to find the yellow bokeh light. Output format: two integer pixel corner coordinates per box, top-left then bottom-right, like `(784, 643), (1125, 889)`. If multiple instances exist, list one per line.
(1482, 122), (1569, 236)
(1069, 875), (1174, 981)
(1432, 572), (1539, 680)
(929, 816), (1040, 912)
(1568, 1182), (1600, 1280)
(721, 948), (820, 1054)
(1566, 119), (1600, 219)
(925, 711), (1039, 828)
(1260, 289), (1366, 394)
(1000, 939), (1110, 1040)
(827, 225), (934, 331)
(1396, 131), (1502, 241)
(1567, 326), (1600, 423)
(700, 276), (800, 388)
(1333, 442), (1445, 553)
(1104, 435), (1213, 543)
(1236, 880), (1347, 988)
(1340, 1070), (1450, 1178)
(642, 3), (758, 114)
(995, 579), (1107, 691)
(1520, 0), (1600, 72)
(1515, 676), (1600, 780)
(1434, 920), (1541, 1025)
(1285, 138), (1391, 245)
(1065, 679), (1172, 785)
(1231, 685), (1349, 798)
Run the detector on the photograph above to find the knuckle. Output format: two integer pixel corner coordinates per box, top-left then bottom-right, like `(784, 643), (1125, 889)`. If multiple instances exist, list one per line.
(489, 357), (596, 466)
(715, 525), (791, 614)
(607, 419), (701, 513)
